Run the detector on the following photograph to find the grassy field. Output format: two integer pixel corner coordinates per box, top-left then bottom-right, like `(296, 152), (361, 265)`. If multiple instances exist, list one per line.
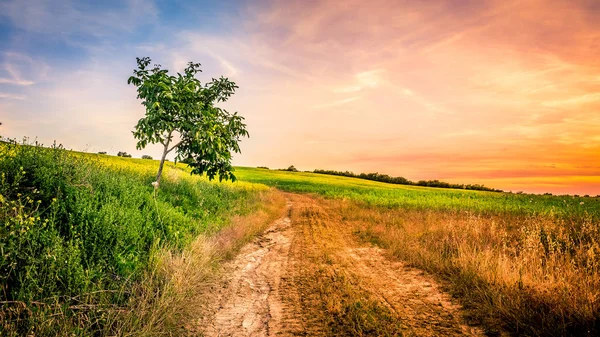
(234, 167), (599, 217)
(2, 147), (598, 336)
(0, 143), (285, 336)
(234, 167), (600, 336)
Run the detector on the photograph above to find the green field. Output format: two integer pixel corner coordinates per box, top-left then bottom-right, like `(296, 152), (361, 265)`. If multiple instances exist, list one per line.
(234, 166), (600, 218)
(0, 142), (275, 336)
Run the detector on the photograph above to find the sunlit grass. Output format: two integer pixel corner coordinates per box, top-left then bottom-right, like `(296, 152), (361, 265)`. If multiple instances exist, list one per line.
(234, 167), (599, 218)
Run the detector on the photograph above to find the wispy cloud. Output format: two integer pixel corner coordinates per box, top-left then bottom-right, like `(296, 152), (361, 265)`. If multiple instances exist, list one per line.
(313, 96), (360, 109)
(0, 93), (26, 100)
(0, 52), (48, 86)
(543, 93), (600, 107)
(0, 78), (34, 86)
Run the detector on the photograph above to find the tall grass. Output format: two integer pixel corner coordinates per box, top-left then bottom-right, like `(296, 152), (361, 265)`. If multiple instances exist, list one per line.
(347, 205), (600, 336)
(236, 167), (600, 336)
(0, 140), (275, 336)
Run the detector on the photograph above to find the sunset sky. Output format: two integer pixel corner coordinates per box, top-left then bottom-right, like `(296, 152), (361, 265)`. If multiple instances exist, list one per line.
(1, 0), (599, 195)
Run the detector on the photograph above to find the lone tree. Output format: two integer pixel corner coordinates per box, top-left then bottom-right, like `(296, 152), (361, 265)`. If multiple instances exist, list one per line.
(128, 57), (248, 185)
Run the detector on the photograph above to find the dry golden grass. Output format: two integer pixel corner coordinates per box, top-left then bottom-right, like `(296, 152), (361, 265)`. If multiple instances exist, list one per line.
(286, 194), (405, 337)
(107, 189), (287, 336)
(342, 201), (600, 336)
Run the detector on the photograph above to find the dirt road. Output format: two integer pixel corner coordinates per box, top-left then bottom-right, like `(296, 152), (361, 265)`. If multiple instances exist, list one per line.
(198, 194), (485, 336)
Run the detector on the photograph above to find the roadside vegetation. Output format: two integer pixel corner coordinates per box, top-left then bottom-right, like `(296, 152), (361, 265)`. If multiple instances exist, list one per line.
(0, 140), (284, 336)
(235, 167), (600, 336)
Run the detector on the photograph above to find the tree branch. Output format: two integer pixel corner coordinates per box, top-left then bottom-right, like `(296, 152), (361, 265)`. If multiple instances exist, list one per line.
(166, 140), (182, 154)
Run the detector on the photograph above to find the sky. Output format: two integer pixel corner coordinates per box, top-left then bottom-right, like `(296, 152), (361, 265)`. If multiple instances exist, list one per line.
(0, 0), (599, 195)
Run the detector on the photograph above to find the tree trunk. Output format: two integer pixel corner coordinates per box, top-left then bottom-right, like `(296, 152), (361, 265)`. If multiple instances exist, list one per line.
(156, 140), (170, 185)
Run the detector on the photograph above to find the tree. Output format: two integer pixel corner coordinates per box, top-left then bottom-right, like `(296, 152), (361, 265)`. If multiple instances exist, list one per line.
(141, 155), (153, 160)
(127, 57), (248, 185)
(117, 151), (132, 158)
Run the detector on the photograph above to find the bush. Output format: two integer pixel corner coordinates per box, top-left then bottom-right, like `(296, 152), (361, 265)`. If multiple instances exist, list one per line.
(117, 151), (132, 158)
(141, 155), (153, 160)
(281, 165), (298, 172)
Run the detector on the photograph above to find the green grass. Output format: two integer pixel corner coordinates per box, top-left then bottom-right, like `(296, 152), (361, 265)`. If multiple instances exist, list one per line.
(234, 167), (600, 219)
(0, 142), (269, 336)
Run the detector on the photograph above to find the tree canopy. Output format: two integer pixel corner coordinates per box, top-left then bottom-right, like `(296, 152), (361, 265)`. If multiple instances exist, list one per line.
(127, 57), (249, 184)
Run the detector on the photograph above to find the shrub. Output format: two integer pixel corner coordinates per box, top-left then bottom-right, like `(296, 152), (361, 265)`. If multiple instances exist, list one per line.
(282, 165), (298, 172)
(117, 151), (132, 158)
(141, 155), (153, 160)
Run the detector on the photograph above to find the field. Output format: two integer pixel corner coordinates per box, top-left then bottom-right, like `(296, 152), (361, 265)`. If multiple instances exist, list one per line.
(235, 167), (599, 217)
(0, 142), (285, 336)
(2, 143), (599, 336)
(234, 167), (600, 336)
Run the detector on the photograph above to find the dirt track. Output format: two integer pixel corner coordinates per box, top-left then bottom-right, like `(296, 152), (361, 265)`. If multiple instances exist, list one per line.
(198, 194), (484, 336)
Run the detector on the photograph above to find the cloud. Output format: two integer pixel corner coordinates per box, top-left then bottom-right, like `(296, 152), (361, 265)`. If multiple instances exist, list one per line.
(218, 58), (238, 77)
(355, 69), (384, 88)
(0, 93), (25, 100)
(0, 78), (34, 86)
(313, 96), (360, 109)
(543, 93), (600, 107)
(0, 52), (49, 87)
(333, 85), (363, 93)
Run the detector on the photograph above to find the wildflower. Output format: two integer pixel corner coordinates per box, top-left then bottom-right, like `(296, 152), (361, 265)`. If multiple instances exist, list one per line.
(151, 181), (159, 189)
(580, 201), (584, 205)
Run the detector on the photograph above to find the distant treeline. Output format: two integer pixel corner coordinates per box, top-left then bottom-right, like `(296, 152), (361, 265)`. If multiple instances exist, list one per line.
(313, 169), (503, 192)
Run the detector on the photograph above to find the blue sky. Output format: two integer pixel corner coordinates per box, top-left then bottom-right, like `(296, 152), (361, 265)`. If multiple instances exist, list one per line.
(1, 0), (599, 194)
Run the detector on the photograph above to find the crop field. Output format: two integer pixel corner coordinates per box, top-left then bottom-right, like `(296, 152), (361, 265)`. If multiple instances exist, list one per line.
(234, 167), (600, 336)
(235, 167), (599, 217)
